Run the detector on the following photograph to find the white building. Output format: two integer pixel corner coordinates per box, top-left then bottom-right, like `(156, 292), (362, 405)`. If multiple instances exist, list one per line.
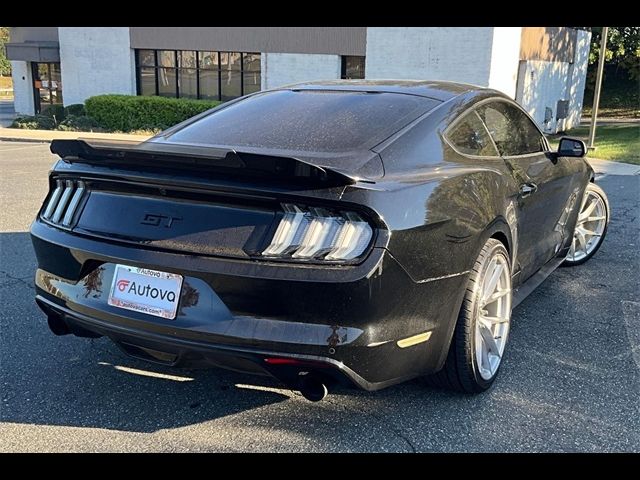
(7, 27), (591, 133)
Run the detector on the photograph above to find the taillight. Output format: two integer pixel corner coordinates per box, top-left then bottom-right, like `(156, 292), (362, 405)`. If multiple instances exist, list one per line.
(261, 203), (374, 263)
(41, 179), (87, 228)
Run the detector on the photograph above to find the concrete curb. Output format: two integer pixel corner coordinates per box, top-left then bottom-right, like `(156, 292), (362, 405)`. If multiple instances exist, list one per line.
(0, 127), (151, 144)
(0, 136), (50, 144)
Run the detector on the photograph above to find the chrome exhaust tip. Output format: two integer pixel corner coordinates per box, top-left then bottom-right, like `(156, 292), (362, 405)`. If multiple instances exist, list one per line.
(299, 374), (329, 402)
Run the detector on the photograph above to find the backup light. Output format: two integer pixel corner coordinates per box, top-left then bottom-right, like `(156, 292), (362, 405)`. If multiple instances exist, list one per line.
(262, 204), (310, 256)
(262, 204), (373, 262)
(325, 212), (372, 261)
(292, 208), (342, 259)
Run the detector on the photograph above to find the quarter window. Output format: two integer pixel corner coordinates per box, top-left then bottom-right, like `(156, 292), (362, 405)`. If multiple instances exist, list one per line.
(476, 101), (544, 156)
(136, 49), (261, 101)
(447, 110), (498, 157)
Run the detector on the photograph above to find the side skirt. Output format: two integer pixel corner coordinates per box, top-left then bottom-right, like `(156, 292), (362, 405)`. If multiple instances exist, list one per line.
(512, 255), (566, 307)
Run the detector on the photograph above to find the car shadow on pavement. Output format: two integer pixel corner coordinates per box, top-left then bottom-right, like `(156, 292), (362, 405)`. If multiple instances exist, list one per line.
(3, 333), (295, 432)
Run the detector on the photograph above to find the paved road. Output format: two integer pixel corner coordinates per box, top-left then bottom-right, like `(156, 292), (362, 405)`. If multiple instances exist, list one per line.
(0, 100), (16, 128)
(1, 141), (638, 452)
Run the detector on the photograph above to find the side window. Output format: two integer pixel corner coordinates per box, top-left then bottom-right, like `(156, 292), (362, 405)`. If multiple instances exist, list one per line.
(476, 101), (544, 156)
(446, 110), (499, 157)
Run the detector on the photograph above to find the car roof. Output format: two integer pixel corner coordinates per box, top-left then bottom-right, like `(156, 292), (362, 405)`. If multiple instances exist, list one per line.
(278, 79), (486, 102)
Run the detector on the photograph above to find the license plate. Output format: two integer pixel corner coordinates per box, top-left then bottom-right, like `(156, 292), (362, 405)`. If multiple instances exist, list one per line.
(108, 265), (183, 319)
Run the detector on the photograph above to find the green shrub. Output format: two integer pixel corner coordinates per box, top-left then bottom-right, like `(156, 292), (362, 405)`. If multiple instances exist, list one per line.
(57, 115), (102, 132)
(11, 115), (56, 130)
(85, 94), (222, 132)
(10, 116), (38, 129)
(64, 103), (86, 117)
(41, 104), (66, 123)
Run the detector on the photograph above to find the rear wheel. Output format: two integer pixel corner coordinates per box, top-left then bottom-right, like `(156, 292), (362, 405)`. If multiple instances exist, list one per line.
(427, 238), (512, 393)
(563, 183), (609, 266)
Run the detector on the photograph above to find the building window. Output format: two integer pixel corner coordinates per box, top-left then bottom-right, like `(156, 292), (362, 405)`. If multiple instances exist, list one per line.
(135, 49), (261, 101)
(220, 52), (242, 101)
(341, 56), (365, 79)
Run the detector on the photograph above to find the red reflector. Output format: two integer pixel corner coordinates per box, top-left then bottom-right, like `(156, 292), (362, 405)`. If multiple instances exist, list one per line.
(264, 357), (302, 365)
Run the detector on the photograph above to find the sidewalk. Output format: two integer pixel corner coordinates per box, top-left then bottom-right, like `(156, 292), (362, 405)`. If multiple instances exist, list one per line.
(580, 117), (640, 126)
(0, 127), (151, 143)
(588, 157), (640, 176)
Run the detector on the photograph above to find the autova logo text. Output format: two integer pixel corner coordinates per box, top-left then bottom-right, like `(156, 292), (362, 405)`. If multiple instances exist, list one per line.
(117, 279), (177, 302)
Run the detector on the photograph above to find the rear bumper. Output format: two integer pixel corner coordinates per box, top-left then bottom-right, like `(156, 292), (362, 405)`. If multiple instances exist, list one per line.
(36, 295), (379, 390)
(31, 220), (468, 391)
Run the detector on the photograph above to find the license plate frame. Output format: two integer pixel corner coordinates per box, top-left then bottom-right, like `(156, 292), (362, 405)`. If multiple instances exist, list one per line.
(107, 264), (183, 320)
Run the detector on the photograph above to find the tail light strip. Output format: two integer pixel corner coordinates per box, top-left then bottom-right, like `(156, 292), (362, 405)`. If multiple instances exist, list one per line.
(261, 203), (374, 263)
(41, 179), (86, 228)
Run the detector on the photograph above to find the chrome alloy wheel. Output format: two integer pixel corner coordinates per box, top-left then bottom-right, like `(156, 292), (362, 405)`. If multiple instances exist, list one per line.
(475, 253), (512, 381)
(567, 189), (608, 263)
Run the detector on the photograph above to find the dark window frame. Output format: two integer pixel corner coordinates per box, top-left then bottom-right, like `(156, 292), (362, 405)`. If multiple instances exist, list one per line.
(31, 62), (63, 114)
(341, 56), (366, 80)
(135, 49), (261, 101)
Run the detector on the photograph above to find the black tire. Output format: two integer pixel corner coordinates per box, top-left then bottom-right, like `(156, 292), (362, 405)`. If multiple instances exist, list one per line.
(427, 238), (511, 393)
(562, 182), (610, 267)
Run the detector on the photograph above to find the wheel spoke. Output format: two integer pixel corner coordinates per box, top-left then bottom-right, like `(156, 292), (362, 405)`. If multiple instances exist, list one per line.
(579, 198), (598, 222)
(483, 262), (503, 303)
(478, 316), (492, 330)
(482, 288), (511, 307)
(479, 323), (501, 357)
(585, 215), (606, 223)
(482, 258), (497, 299)
(480, 314), (510, 324)
(480, 337), (492, 373)
(577, 226), (601, 237)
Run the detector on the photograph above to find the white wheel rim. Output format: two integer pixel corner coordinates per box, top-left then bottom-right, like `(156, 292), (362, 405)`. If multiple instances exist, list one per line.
(567, 189), (607, 262)
(475, 253), (512, 381)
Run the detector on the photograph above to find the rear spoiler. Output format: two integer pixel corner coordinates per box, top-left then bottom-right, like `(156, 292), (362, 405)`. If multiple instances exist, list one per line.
(50, 139), (359, 187)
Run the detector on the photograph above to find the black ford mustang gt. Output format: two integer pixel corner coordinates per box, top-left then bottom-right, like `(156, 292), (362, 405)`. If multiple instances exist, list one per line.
(31, 80), (610, 401)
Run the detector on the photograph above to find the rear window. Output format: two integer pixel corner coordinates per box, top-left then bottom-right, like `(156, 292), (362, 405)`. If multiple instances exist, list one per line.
(166, 90), (440, 153)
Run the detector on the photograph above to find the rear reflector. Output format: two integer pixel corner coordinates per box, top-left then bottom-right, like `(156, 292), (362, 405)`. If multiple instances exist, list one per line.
(264, 358), (305, 365)
(263, 357), (329, 368)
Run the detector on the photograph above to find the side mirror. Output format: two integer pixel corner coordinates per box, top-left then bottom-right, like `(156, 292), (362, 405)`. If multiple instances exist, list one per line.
(558, 137), (586, 158)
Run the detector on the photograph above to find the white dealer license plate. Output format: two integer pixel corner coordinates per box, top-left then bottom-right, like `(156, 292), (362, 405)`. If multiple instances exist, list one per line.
(108, 265), (183, 319)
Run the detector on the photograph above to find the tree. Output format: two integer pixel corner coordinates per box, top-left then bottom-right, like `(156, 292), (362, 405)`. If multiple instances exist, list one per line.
(0, 27), (11, 76)
(589, 27), (640, 80)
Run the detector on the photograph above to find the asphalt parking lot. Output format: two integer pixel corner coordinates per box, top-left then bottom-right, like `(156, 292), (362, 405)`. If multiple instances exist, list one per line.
(1, 140), (638, 452)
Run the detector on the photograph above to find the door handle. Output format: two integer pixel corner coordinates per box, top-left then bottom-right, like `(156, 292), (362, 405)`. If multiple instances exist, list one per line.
(519, 182), (538, 198)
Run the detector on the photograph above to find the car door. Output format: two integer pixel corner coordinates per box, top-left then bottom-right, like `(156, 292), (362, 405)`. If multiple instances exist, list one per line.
(476, 100), (578, 283)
